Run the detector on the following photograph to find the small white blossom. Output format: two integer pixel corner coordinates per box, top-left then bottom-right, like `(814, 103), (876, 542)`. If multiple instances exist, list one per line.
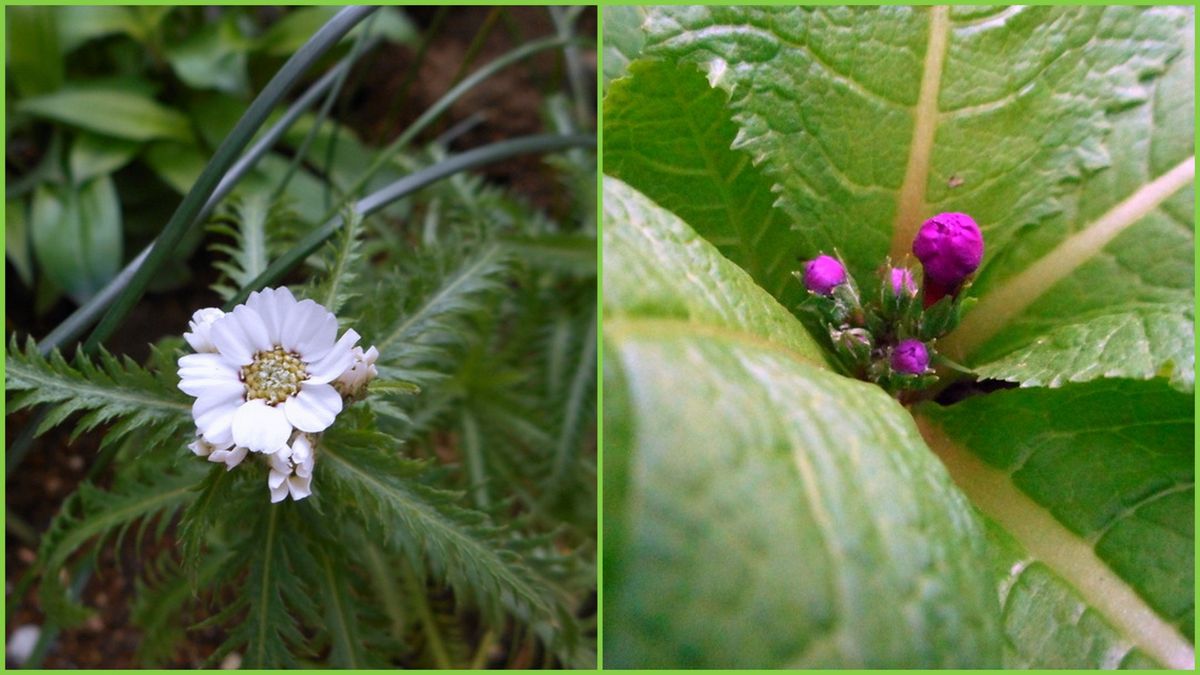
(269, 433), (316, 503)
(188, 437), (248, 470)
(183, 307), (226, 353)
(177, 287), (361, 454)
(333, 345), (378, 398)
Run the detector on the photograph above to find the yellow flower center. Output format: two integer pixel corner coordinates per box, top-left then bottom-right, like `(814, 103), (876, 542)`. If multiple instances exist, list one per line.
(241, 347), (306, 405)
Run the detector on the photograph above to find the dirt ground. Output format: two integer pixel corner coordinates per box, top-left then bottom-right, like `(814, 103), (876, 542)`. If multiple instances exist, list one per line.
(5, 6), (596, 668)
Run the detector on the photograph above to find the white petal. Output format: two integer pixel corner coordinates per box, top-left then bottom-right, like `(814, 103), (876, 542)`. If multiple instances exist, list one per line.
(282, 300), (336, 357)
(231, 400), (292, 453)
(194, 395), (240, 446)
(304, 329), (360, 384)
(287, 473), (313, 500)
(177, 353), (241, 397)
(189, 439), (213, 457)
(184, 308), (225, 352)
(210, 313), (255, 365)
(231, 305), (272, 353)
(246, 287), (297, 345)
(268, 468), (288, 489)
(178, 372), (243, 400)
(282, 383), (343, 433)
(269, 482), (288, 503)
(210, 446), (248, 470)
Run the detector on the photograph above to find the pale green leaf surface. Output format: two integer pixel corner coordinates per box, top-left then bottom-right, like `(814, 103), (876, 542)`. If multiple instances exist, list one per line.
(603, 176), (825, 366)
(6, 198), (33, 287)
(30, 175), (123, 302)
(963, 13), (1194, 391)
(983, 518), (1162, 669)
(56, 6), (138, 52)
(604, 329), (1001, 668)
(165, 15), (250, 95)
(605, 60), (800, 306)
(601, 5), (646, 91)
(920, 379), (1194, 653)
(632, 6), (1191, 391)
(603, 178), (1000, 667)
(19, 87), (192, 142)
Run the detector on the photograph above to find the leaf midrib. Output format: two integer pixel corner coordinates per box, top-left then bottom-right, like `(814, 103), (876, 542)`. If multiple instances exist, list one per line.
(7, 358), (192, 413)
(916, 414), (1195, 670)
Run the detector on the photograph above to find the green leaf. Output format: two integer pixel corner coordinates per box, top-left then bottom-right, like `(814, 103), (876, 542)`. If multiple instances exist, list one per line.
(19, 86), (193, 142)
(6, 6), (63, 97)
(30, 174), (123, 302)
(601, 5), (646, 91)
(56, 6), (139, 53)
(6, 198), (34, 287)
(69, 132), (140, 184)
(256, 7), (414, 57)
(602, 178), (1000, 667)
(5, 337), (193, 450)
(603, 176), (827, 366)
(143, 141), (206, 194)
(918, 378), (1194, 668)
(165, 14), (250, 95)
(947, 11), (1194, 392)
(627, 7), (1192, 391)
(983, 517), (1164, 668)
(604, 59), (801, 306)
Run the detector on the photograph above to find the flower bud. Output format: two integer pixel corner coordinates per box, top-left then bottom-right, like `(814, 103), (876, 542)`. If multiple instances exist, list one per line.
(802, 255), (847, 295)
(888, 267), (918, 297)
(890, 339), (930, 375)
(183, 307), (225, 353)
(912, 213), (983, 288)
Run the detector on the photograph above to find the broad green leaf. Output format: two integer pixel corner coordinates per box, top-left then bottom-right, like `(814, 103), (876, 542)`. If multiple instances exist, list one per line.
(605, 60), (800, 306)
(918, 378), (1194, 668)
(984, 518), (1163, 668)
(603, 178), (1001, 667)
(143, 141), (206, 194)
(628, 6), (1192, 391)
(18, 86), (193, 142)
(56, 6), (139, 53)
(165, 15), (250, 96)
(30, 175), (123, 302)
(6, 6), (63, 97)
(256, 6), (415, 57)
(69, 132), (140, 184)
(603, 176), (826, 366)
(6, 198), (33, 288)
(947, 12), (1194, 392)
(601, 5), (646, 91)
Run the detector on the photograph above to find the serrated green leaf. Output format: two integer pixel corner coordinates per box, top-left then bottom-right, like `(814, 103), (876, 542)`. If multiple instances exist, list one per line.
(601, 5), (646, 91)
(19, 86), (192, 142)
(983, 517), (1163, 668)
(948, 12), (1194, 392)
(603, 176), (827, 366)
(605, 59), (800, 306)
(628, 6), (1192, 392)
(30, 174), (123, 302)
(918, 378), (1193, 668)
(602, 178), (1000, 667)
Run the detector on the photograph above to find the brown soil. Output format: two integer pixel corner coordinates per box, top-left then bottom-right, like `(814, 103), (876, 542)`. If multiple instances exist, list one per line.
(5, 6), (595, 668)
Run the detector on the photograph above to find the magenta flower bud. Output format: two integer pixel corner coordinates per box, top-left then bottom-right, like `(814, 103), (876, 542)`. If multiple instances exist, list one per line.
(888, 267), (917, 297)
(803, 255), (846, 295)
(912, 212), (984, 287)
(891, 339), (929, 375)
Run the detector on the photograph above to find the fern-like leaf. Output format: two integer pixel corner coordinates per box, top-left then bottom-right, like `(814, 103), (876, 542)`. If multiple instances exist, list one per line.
(308, 205), (365, 315)
(207, 191), (292, 301)
(6, 336), (193, 450)
(317, 427), (588, 665)
(365, 241), (512, 381)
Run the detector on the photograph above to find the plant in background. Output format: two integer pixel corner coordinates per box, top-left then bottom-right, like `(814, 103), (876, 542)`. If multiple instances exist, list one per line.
(603, 5), (1192, 669)
(7, 6), (595, 668)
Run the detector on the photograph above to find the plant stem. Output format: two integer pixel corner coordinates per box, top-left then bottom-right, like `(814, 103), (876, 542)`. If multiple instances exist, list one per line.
(37, 30), (373, 356)
(225, 132), (594, 307)
(402, 560), (452, 669)
(84, 6), (378, 352)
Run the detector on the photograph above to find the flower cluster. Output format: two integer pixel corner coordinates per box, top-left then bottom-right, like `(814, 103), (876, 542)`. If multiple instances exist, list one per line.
(794, 213), (983, 396)
(178, 287), (378, 502)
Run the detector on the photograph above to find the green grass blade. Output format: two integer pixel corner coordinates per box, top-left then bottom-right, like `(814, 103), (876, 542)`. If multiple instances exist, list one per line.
(84, 5), (377, 351)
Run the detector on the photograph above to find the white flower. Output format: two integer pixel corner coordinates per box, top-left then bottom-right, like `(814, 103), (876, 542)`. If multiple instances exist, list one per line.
(177, 287), (360, 454)
(268, 433), (315, 503)
(188, 436), (249, 471)
(183, 307), (225, 353)
(333, 345), (378, 397)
